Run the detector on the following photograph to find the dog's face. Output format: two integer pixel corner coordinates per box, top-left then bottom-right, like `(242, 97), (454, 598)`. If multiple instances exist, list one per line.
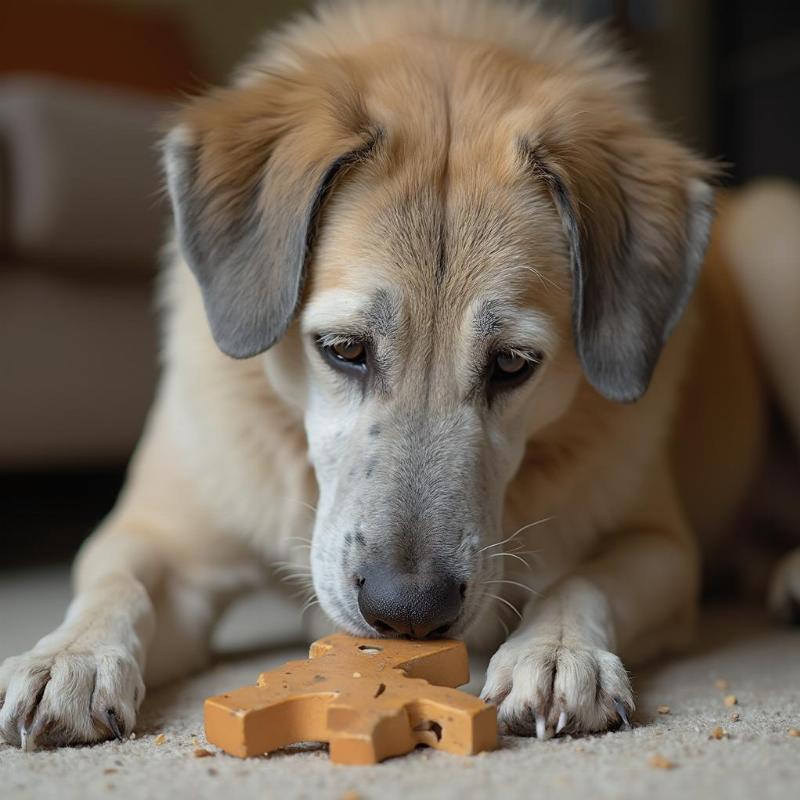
(163, 42), (712, 638)
(288, 153), (578, 635)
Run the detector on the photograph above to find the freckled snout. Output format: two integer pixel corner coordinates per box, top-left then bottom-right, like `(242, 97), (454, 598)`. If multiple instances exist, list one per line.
(356, 566), (464, 638)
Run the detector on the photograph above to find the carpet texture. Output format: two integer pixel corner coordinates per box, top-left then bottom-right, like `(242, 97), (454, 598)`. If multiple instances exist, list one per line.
(1, 567), (799, 800)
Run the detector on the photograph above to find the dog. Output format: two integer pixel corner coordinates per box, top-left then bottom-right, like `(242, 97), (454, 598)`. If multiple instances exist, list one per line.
(2, 0), (799, 749)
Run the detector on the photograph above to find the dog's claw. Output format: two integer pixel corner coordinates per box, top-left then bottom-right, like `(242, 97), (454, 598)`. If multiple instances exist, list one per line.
(555, 710), (568, 735)
(20, 724), (36, 752)
(535, 712), (550, 740)
(107, 708), (125, 741)
(613, 698), (632, 731)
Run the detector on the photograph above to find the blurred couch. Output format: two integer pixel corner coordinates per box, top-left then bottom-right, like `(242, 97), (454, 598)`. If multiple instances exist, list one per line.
(0, 2), (198, 469)
(0, 76), (169, 466)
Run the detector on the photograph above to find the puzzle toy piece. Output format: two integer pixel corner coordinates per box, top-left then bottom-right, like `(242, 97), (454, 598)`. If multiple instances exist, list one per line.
(204, 632), (497, 764)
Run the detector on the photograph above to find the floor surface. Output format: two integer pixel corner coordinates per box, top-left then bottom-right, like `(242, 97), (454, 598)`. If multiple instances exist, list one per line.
(1, 567), (799, 800)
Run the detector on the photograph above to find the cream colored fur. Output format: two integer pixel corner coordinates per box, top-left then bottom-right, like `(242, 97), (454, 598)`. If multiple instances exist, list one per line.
(2, 0), (799, 749)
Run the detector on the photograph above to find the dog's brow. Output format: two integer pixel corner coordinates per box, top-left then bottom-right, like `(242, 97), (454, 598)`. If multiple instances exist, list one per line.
(301, 288), (400, 336)
(471, 299), (556, 350)
(364, 289), (399, 337)
(473, 301), (503, 338)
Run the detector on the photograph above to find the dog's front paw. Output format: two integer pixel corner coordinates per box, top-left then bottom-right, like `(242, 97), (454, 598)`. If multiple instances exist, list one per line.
(481, 638), (633, 738)
(0, 639), (144, 750)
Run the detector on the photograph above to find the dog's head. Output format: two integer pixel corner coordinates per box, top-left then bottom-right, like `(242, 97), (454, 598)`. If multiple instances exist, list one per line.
(163, 35), (712, 638)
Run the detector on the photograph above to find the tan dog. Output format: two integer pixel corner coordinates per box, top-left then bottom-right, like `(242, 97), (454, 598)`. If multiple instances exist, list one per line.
(2, 0), (799, 749)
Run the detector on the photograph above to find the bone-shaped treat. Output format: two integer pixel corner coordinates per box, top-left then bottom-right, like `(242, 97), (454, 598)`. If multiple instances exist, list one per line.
(204, 633), (498, 764)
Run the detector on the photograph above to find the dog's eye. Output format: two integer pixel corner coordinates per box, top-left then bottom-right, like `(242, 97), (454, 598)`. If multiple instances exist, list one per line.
(488, 350), (542, 392)
(332, 341), (365, 363)
(316, 336), (368, 375)
(496, 352), (528, 375)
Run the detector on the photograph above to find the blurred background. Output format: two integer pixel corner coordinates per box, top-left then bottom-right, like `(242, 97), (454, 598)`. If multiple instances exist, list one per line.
(1, 0), (799, 572)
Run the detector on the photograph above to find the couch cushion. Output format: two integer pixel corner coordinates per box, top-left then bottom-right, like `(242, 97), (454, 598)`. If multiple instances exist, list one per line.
(0, 75), (171, 275)
(0, 267), (157, 467)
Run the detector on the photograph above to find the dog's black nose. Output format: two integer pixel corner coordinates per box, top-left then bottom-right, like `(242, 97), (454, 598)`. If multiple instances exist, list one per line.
(356, 567), (463, 638)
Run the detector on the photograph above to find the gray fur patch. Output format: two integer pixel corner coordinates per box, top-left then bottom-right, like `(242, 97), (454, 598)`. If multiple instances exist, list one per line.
(473, 300), (502, 338)
(524, 143), (714, 403)
(163, 129), (381, 359)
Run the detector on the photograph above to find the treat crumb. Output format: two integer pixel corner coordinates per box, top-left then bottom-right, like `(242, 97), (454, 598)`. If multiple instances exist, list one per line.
(709, 726), (728, 740)
(715, 679), (730, 691)
(193, 748), (215, 758)
(352, 672), (362, 678)
(656, 705), (671, 715)
(342, 792), (361, 800)
(789, 728), (800, 737)
(730, 713), (740, 722)
(648, 754), (676, 770)
(154, 734), (167, 746)
(724, 695), (738, 707)
(103, 769), (117, 775)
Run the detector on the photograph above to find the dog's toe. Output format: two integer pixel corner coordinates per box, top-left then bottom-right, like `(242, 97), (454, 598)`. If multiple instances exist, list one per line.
(482, 638), (634, 738)
(0, 645), (143, 749)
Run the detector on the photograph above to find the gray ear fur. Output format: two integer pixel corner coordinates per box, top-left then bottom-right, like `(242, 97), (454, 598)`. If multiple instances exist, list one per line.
(163, 125), (379, 358)
(529, 149), (714, 403)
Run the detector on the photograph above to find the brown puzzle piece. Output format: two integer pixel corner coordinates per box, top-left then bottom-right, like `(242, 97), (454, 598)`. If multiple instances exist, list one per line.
(204, 633), (498, 764)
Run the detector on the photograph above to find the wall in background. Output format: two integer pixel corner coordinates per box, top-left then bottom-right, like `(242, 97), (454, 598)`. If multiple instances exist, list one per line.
(104, 0), (312, 84)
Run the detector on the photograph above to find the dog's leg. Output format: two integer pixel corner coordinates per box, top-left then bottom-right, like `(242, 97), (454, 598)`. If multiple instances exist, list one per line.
(0, 397), (265, 750)
(482, 460), (698, 736)
(723, 180), (800, 622)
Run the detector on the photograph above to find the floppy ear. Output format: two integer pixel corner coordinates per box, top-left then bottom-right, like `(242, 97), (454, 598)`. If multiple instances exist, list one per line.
(525, 133), (714, 403)
(162, 77), (380, 358)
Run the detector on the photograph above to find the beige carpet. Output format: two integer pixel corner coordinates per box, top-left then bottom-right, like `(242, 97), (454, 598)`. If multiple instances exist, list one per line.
(1, 567), (799, 800)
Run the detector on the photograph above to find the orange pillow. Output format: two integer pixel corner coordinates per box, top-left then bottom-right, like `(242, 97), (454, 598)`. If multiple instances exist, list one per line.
(0, 1), (201, 96)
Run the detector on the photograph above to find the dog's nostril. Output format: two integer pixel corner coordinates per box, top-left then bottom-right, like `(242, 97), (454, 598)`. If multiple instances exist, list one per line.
(430, 623), (452, 638)
(354, 574), (365, 589)
(459, 583), (467, 599)
(371, 620), (393, 635)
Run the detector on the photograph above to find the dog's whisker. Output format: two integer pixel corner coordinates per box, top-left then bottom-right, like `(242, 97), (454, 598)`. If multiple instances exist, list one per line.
(273, 568), (313, 581)
(487, 551), (532, 570)
(499, 617), (510, 638)
(519, 263), (563, 293)
(286, 535), (314, 546)
(259, 495), (318, 516)
(484, 579), (541, 597)
(486, 593), (524, 620)
(505, 544), (545, 563)
(274, 569), (314, 587)
(495, 611), (510, 639)
(471, 587), (514, 638)
(477, 516), (555, 554)
(275, 567), (311, 578)
(272, 560), (312, 572)
(281, 576), (314, 587)
(301, 597), (321, 618)
(274, 572), (312, 582)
